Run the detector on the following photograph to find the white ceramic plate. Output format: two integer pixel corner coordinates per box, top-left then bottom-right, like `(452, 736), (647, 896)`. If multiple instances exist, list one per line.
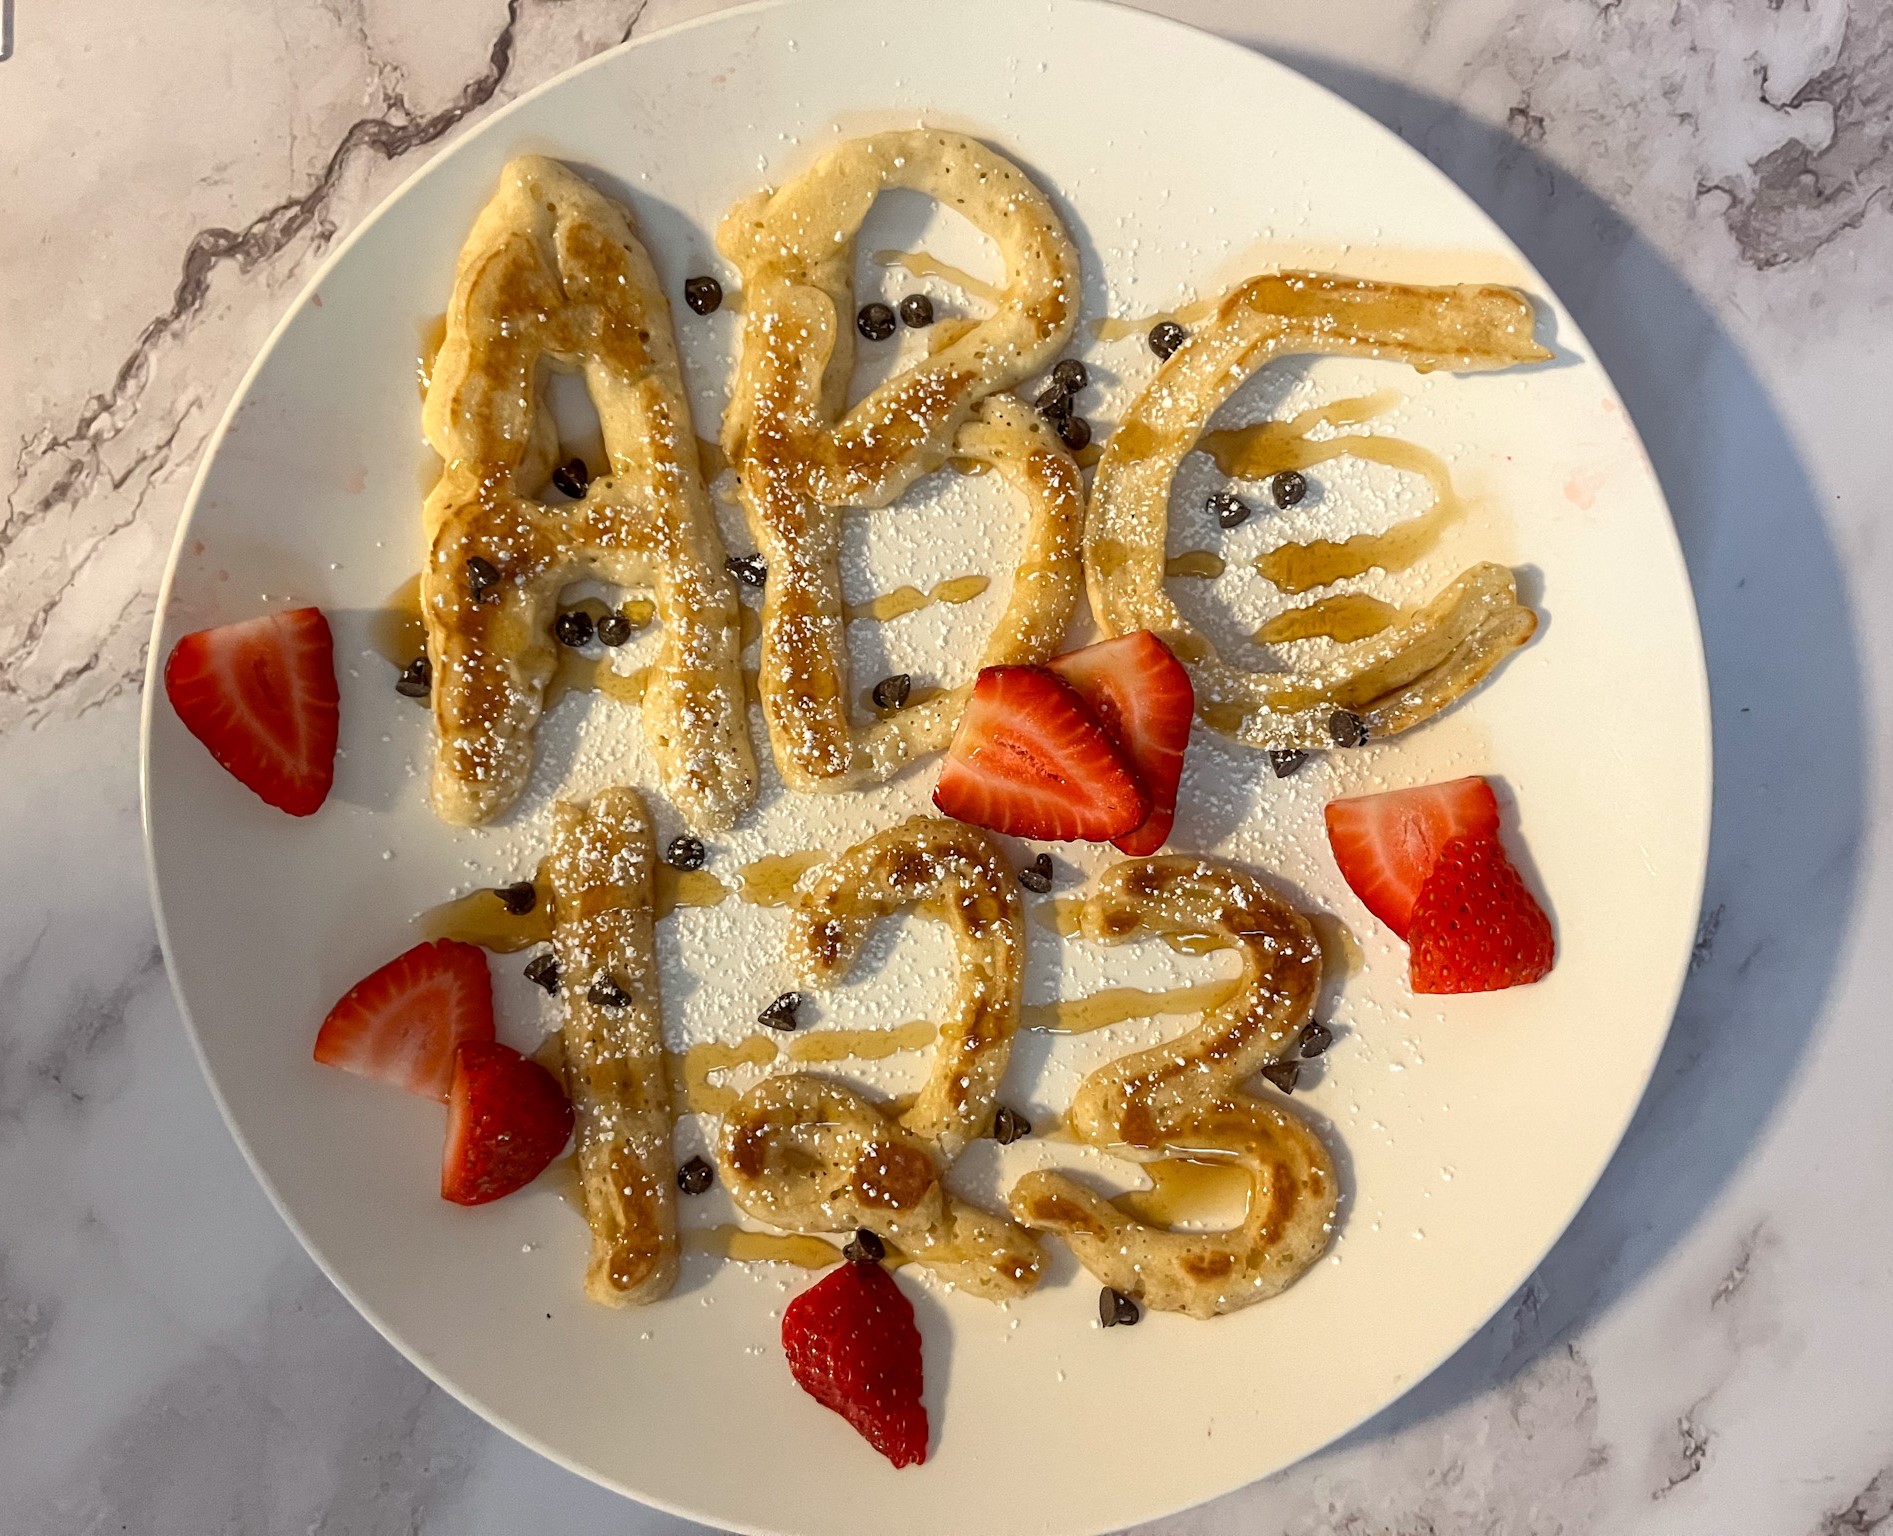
(141, 2), (1711, 1531)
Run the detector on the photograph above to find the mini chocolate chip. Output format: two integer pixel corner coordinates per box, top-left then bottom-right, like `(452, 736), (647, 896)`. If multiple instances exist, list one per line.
(553, 609), (593, 648)
(1328, 709), (1369, 748)
(665, 835), (706, 871)
(395, 656), (431, 699)
(466, 555), (502, 605)
(843, 1228), (886, 1264)
(523, 952), (560, 994)
(595, 612), (633, 647)
(1268, 749), (1308, 778)
(1271, 469), (1308, 509)
(683, 275), (723, 315)
(495, 880), (537, 916)
(677, 1156), (715, 1195)
(1148, 320), (1186, 360)
(856, 302), (896, 341)
(757, 991), (803, 1031)
(1207, 490), (1250, 529)
(1056, 414), (1091, 452)
(992, 1105), (1032, 1144)
(871, 673), (912, 711)
(1051, 358), (1089, 393)
(587, 974), (631, 1009)
(1261, 1058), (1302, 1093)
(726, 554), (766, 588)
(1033, 382), (1074, 420)
(1297, 1021), (1334, 1059)
(1017, 853), (1054, 894)
(898, 293), (934, 327)
(1099, 1287), (1140, 1327)
(551, 457), (591, 498)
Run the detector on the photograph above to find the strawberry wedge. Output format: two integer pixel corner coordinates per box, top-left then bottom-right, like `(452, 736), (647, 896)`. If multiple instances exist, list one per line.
(314, 939), (496, 1101)
(933, 665), (1148, 842)
(163, 607), (340, 816)
(1048, 631), (1195, 856)
(1323, 776), (1500, 939)
(441, 1041), (573, 1206)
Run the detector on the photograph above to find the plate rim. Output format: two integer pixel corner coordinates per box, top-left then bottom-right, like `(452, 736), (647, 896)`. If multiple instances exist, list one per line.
(139, 0), (1714, 1528)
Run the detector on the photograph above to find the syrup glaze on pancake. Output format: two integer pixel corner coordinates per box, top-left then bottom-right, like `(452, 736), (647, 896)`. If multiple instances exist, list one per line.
(422, 156), (755, 830)
(1086, 271), (1548, 750)
(718, 130), (1083, 792)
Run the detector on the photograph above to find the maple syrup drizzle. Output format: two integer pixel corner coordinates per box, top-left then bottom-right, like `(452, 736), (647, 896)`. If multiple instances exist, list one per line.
(1165, 550), (1225, 580)
(665, 1036), (778, 1116)
(1111, 1156), (1253, 1228)
(683, 1226), (842, 1269)
(1089, 293), (1221, 343)
(1254, 592), (1404, 645)
(785, 1020), (938, 1064)
(871, 249), (1002, 305)
(652, 866), (731, 919)
(1023, 978), (1243, 1035)
(417, 861), (554, 952)
(843, 573), (990, 625)
(737, 851), (827, 906)
(1197, 392), (1464, 594)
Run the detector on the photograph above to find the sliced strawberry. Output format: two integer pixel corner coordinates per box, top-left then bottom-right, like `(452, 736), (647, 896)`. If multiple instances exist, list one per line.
(1048, 631), (1195, 856)
(314, 939), (495, 1101)
(933, 665), (1148, 842)
(163, 607), (339, 816)
(441, 1041), (574, 1206)
(1323, 776), (1501, 938)
(782, 1258), (929, 1468)
(1408, 833), (1555, 993)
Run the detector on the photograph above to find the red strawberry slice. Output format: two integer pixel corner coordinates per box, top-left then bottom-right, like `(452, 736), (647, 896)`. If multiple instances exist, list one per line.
(1048, 631), (1195, 856)
(441, 1041), (574, 1206)
(314, 939), (495, 1102)
(1408, 833), (1555, 993)
(163, 607), (339, 816)
(782, 1258), (929, 1468)
(933, 665), (1148, 842)
(1324, 776), (1501, 938)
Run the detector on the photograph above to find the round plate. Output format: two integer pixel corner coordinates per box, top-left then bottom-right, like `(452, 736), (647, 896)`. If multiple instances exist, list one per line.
(141, 2), (1710, 1531)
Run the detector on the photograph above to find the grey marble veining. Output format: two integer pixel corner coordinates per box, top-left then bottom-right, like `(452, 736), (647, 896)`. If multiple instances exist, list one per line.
(3, 1), (1890, 1532)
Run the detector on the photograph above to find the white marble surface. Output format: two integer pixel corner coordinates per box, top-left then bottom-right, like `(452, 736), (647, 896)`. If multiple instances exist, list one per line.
(1, 0), (1889, 1530)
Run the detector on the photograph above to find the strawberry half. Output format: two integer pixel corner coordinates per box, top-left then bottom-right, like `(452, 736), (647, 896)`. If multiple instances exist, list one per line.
(933, 665), (1148, 842)
(314, 939), (496, 1101)
(782, 1258), (929, 1468)
(163, 607), (339, 816)
(1323, 776), (1501, 938)
(441, 1041), (574, 1205)
(1047, 631), (1195, 856)
(1408, 833), (1555, 993)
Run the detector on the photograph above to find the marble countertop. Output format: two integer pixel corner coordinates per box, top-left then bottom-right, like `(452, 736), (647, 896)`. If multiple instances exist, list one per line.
(3, 1), (1889, 1531)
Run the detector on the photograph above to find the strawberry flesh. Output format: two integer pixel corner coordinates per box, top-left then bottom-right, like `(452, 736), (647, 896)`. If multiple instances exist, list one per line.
(1047, 631), (1195, 856)
(933, 665), (1148, 842)
(314, 939), (495, 1101)
(163, 607), (339, 816)
(782, 1259), (929, 1468)
(441, 1041), (573, 1205)
(1324, 776), (1500, 938)
(1408, 833), (1555, 993)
